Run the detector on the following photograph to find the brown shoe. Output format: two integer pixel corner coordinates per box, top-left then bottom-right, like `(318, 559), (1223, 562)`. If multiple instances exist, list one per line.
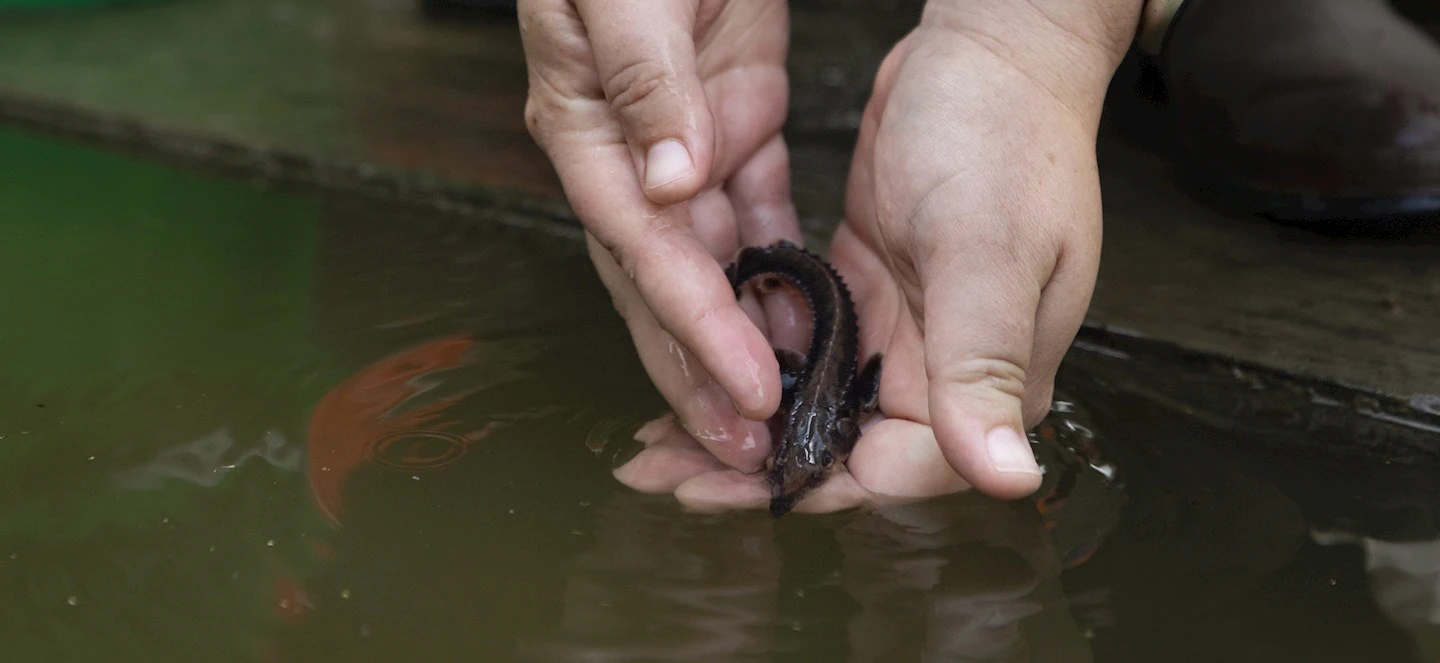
(1161, 0), (1440, 221)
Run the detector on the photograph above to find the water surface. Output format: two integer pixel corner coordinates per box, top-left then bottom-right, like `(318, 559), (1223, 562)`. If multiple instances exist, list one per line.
(0, 128), (1436, 662)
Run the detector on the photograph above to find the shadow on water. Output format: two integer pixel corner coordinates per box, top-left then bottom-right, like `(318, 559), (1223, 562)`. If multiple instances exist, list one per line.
(0, 127), (1437, 662)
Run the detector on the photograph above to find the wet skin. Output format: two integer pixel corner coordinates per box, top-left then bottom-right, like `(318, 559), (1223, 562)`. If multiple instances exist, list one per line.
(724, 240), (883, 517)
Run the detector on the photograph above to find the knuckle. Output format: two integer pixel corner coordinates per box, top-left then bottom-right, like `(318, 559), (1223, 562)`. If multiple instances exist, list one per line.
(682, 299), (726, 336)
(523, 61), (583, 139)
(519, 5), (587, 59)
(521, 86), (589, 150)
(933, 357), (1028, 401)
(521, 90), (574, 149)
(519, 5), (602, 104)
(522, 95), (548, 142)
(602, 60), (675, 120)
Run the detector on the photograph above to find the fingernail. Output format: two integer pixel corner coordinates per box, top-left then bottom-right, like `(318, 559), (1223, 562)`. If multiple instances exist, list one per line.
(986, 426), (1041, 475)
(644, 139), (694, 190)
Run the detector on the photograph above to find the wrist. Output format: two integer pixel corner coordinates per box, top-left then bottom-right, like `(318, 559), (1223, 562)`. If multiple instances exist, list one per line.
(914, 0), (1144, 121)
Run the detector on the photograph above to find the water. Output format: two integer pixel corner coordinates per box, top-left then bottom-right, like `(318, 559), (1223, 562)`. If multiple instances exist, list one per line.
(0, 127), (1436, 662)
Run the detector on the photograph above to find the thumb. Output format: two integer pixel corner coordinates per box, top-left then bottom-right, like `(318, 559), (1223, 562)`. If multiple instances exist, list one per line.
(920, 246), (1046, 501)
(575, 0), (714, 205)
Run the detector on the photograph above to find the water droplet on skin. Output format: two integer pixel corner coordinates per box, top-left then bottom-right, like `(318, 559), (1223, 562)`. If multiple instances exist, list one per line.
(744, 355), (764, 408)
(740, 430), (757, 451)
(667, 337), (691, 382)
(692, 427), (733, 444)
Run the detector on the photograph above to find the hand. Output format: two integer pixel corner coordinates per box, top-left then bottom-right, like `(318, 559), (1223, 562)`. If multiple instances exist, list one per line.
(612, 1), (1140, 512)
(519, 0), (805, 473)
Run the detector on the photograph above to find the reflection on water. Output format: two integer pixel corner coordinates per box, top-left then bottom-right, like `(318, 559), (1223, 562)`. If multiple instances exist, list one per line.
(0, 128), (1437, 662)
(515, 496), (783, 662)
(515, 490), (1092, 663)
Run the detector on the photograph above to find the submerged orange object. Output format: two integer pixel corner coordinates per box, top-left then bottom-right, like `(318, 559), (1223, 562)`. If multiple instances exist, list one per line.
(305, 335), (479, 526)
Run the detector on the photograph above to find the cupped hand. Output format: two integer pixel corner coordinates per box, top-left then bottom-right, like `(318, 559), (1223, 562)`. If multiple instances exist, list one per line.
(519, 0), (806, 473)
(612, 1), (1139, 513)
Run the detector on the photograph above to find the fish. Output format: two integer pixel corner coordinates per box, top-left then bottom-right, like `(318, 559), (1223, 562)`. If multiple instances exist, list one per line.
(724, 240), (883, 517)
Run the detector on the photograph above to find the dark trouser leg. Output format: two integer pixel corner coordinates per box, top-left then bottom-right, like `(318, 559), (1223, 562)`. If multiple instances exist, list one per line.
(1160, 0), (1440, 222)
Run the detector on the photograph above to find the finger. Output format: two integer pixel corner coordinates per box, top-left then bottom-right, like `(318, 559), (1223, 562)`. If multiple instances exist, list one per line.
(673, 466), (907, 515)
(829, 229), (976, 504)
(549, 138), (778, 423)
(787, 473), (871, 514)
(614, 445), (730, 494)
(615, 414), (730, 493)
(632, 413), (703, 450)
(574, 0), (713, 204)
(688, 187), (742, 260)
(521, 0), (780, 422)
(589, 234), (775, 471)
(728, 134), (809, 352)
(1023, 221), (1101, 428)
(674, 470), (770, 513)
(919, 234), (1047, 501)
(730, 134), (801, 247)
(691, 181), (789, 368)
(827, 224), (923, 415)
(846, 418), (972, 498)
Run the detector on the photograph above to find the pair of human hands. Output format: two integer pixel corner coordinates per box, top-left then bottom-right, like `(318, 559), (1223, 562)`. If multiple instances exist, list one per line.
(518, 0), (1140, 513)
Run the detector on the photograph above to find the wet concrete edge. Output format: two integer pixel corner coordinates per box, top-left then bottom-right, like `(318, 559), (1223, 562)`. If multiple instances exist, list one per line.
(0, 89), (584, 241)
(1071, 324), (1440, 456)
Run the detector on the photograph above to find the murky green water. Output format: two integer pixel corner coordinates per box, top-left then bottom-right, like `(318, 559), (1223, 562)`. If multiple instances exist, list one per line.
(1, 128), (1436, 663)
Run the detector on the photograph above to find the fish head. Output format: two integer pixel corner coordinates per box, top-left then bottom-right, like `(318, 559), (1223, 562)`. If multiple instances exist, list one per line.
(767, 409), (842, 517)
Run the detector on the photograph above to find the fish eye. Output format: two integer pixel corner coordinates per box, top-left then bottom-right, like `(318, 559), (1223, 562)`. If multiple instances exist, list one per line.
(820, 451), (834, 468)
